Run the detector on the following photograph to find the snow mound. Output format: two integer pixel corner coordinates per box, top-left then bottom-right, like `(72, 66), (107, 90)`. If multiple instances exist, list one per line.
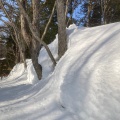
(0, 22), (120, 120)
(55, 22), (120, 120)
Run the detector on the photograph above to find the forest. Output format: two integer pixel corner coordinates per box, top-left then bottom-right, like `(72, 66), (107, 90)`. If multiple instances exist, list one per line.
(0, 0), (120, 78)
(0, 1), (120, 119)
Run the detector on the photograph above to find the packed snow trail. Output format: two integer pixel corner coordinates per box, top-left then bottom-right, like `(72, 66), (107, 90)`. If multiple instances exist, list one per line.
(52, 22), (120, 120)
(0, 22), (120, 120)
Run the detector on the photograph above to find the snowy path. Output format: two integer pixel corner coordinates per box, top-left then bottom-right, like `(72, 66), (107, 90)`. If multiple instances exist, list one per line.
(53, 22), (120, 119)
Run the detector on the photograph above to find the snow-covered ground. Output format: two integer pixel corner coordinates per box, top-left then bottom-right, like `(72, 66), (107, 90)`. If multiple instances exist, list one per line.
(0, 22), (120, 120)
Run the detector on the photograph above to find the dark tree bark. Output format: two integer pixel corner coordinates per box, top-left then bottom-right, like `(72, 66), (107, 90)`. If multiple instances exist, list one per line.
(56, 0), (67, 59)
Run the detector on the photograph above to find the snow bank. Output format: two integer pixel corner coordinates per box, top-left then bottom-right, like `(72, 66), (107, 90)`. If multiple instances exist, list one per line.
(0, 63), (25, 81)
(55, 22), (120, 120)
(0, 22), (120, 120)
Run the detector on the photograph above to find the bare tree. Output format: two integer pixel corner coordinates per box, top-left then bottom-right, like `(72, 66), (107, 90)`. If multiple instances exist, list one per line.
(0, 0), (26, 66)
(17, 0), (57, 79)
(100, 0), (111, 24)
(0, 0), (57, 80)
(31, 0), (42, 80)
(20, 0), (30, 46)
(56, 0), (67, 59)
(0, 0), (71, 80)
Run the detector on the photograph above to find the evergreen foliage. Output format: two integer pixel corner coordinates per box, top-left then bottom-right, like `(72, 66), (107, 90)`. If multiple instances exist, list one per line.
(73, 0), (120, 26)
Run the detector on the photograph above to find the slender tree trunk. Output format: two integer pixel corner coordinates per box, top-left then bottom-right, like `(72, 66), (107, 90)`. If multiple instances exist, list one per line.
(30, 42), (42, 80)
(101, 0), (104, 24)
(87, 0), (92, 27)
(0, 0), (26, 66)
(56, 0), (67, 59)
(32, 0), (42, 80)
(104, 0), (107, 24)
(65, 0), (69, 21)
(20, 0), (30, 46)
(20, 0), (31, 67)
(101, 0), (108, 25)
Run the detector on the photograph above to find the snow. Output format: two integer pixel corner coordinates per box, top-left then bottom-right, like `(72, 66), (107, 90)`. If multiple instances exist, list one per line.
(0, 58), (6, 60)
(0, 22), (120, 120)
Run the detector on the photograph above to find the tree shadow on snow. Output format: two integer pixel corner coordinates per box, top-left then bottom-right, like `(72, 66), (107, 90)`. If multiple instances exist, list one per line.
(59, 24), (120, 119)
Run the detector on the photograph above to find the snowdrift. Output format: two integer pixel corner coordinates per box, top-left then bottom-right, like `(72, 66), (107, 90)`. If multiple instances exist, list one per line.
(0, 22), (120, 120)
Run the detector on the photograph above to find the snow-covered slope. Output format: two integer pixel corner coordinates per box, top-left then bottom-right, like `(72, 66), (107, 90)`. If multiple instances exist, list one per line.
(0, 22), (120, 120)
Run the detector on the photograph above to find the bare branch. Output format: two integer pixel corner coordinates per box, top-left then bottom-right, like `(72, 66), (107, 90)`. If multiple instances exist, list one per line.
(0, 0), (26, 66)
(16, 0), (56, 66)
(65, 0), (69, 21)
(41, 1), (56, 42)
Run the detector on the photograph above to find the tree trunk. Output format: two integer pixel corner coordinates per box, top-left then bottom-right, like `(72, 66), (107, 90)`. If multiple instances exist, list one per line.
(0, 0), (26, 66)
(32, 0), (42, 80)
(31, 42), (42, 80)
(56, 0), (67, 59)
(16, 0), (56, 67)
(20, 0), (30, 46)
(87, 0), (92, 27)
(101, 0), (108, 25)
(101, 0), (104, 24)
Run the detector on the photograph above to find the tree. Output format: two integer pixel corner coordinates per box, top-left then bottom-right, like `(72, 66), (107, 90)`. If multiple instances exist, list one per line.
(72, 0), (120, 26)
(40, 0), (58, 44)
(0, 0), (26, 67)
(17, 0), (57, 79)
(31, 0), (42, 80)
(100, 0), (120, 24)
(56, 0), (67, 59)
(0, 0), (57, 79)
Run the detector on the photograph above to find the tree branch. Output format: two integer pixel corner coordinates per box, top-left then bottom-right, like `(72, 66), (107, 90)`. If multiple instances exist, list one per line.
(16, 0), (56, 66)
(0, 0), (26, 67)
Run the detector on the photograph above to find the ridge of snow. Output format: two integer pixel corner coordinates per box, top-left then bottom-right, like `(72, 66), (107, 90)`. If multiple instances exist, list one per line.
(0, 22), (120, 120)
